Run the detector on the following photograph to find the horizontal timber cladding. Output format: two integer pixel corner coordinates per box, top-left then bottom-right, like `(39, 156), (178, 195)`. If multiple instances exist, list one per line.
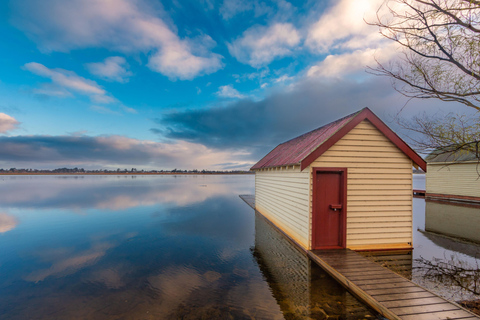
(309, 120), (413, 250)
(426, 162), (480, 199)
(255, 166), (311, 249)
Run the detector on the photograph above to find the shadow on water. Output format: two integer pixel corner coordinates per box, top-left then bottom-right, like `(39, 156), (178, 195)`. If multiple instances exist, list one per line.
(252, 213), (382, 320)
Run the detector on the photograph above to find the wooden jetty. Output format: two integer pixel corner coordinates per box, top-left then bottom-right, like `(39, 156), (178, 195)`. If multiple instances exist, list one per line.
(239, 195), (480, 320)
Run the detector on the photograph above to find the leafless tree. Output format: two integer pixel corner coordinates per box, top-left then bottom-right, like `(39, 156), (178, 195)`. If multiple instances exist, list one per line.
(368, 0), (480, 111)
(398, 112), (480, 159)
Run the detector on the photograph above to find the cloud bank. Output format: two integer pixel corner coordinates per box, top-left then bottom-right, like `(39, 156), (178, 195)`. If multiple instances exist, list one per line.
(0, 135), (251, 170)
(155, 76), (405, 159)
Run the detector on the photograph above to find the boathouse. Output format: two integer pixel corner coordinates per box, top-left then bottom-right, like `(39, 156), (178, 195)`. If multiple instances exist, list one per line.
(251, 108), (426, 251)
(426, 149), (480, 204)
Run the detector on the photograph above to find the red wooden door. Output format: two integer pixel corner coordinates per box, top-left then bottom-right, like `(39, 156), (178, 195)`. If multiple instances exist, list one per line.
(313, 170), (346, 249)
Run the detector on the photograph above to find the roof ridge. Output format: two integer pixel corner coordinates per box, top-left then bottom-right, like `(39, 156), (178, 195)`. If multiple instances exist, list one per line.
(277, 108), (363, 147)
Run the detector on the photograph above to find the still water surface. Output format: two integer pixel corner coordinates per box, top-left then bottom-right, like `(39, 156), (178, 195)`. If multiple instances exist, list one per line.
(412, 174), (480, 301)
(0, 175), (379, 319)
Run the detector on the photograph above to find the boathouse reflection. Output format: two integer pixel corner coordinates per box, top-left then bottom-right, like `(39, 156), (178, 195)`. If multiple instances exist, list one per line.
(252, 213), (378, 319)
(425, 200), (480, 244)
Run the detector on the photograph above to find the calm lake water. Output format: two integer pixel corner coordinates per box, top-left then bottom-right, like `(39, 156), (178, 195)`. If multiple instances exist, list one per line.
(412, 174), (480, 301)
(0, 175), (380, 320)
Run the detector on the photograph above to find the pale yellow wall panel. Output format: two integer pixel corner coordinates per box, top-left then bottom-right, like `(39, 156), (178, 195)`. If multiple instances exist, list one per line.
(255, 186), (310, 203)
(347, 206), (412, 212)
(347, 232), (411, 240)
(317, 162), (411, 169)
(347, 238), (412, 246)
(426, 162), (480, 198)
(256, 181), (310, 194)
(255, 168), (311, 249)
(315, 151), (407, 158)
(348, 189), (412, 196)
(348, 216), (412, 223)
(256, 190), (309, 212)
(348, 225), (412, 232)
(348, 195), (411, 201)
(256, 204), (308, 231)
(314, 156), (411, 163)
(256, 179), (309, 190)
(348, 184), (412, 190)
(328, 144), (403, 152)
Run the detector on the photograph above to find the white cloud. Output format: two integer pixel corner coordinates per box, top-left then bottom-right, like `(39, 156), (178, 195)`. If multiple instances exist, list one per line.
(0, 113), (20, 134)
(307, 45), (398, 79)
(147, 35), (223, 80)
(24, 62), (115, 103)
(306, 0), (384, 53)
(86, 56), (132, 83)
(228, 23), (300, 67)
(12, 0), (223, 80)
(216, 85), (245, 99)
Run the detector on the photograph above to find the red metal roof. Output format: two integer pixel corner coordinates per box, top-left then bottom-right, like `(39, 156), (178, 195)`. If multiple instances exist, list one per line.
(251, 108), (427, 171)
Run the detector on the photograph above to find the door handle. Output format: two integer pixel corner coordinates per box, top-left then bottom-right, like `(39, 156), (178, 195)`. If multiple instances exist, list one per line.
(330, 204), (342, 211)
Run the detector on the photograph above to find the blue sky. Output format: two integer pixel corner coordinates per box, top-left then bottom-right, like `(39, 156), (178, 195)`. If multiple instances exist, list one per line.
(0, 0), (467, 170)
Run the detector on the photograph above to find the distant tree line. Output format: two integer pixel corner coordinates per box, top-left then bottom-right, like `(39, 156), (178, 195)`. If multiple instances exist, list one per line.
(0, 167), (253, 174)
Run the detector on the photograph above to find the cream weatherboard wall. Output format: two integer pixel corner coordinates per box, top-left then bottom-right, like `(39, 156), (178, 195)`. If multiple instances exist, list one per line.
(426, 162), (480, 199)
(254, 120), (414, 251)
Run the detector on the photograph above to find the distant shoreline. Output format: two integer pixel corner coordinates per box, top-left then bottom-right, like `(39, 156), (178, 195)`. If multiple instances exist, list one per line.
(0, 172), (254, 176)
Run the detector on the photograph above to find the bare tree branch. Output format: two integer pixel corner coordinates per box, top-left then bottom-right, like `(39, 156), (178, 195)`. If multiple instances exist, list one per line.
(367, 0), (480, 110)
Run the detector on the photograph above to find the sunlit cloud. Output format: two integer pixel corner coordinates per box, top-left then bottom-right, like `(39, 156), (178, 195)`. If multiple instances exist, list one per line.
(305, 0), (384, 53)
(86, 56), (132, 83)
(12, 0), (223, 80)
(307, 45), (397, 79)
(0, 213), (18, 233)
(228, 23), (300, 67)
(0, 113), (20, 134)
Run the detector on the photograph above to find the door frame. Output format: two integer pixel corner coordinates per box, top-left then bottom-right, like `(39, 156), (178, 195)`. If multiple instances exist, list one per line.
(311, 167), (347, 249)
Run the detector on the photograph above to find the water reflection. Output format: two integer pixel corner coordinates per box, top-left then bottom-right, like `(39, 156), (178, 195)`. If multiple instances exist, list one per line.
(1, 175), (292, 319)
(0, 175), (251, 210)
(410, 174), (480, 301)
(0, 212), (17, 233)
(253, 214), (380, 319)
(425, 200), (480, 244)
